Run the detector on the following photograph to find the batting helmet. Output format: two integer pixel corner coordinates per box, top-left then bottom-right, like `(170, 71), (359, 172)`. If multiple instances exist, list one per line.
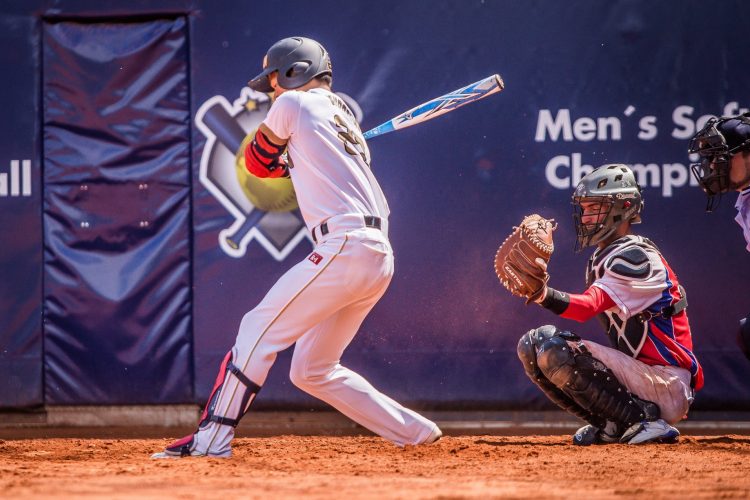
(247, 37), (332, 93)
(572, 164), (643, 251)
(688, 112), (750, 210)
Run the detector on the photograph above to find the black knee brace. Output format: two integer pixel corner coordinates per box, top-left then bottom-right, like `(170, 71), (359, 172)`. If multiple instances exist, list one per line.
(535, 333), (659, 428)
(517, 325), (605, 428)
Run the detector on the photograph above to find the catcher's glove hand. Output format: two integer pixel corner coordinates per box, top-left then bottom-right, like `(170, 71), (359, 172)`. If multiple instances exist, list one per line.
(494, 214), (557, 303)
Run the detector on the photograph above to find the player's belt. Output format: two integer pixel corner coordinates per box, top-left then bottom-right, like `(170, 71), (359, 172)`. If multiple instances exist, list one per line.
(638, 285), (688, 321)
(312, 215), (383, 243)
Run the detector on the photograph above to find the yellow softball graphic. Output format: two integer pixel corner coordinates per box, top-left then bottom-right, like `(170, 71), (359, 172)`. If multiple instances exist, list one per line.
(235, 131), (298, 212)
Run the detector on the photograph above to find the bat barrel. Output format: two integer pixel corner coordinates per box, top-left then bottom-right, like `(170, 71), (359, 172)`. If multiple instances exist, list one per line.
(363, 73), (504, 140)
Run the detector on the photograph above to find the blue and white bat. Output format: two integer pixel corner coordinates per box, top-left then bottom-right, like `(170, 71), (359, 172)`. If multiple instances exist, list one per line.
(363, 74), (504, 140)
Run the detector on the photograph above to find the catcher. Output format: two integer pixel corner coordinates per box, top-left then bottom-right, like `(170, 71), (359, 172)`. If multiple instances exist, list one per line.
(495, 164), (703, 445)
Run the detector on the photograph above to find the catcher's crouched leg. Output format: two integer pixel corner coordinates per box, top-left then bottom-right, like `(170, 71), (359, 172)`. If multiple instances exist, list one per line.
(517, 326), (606, 429)
(531, 328), (663, 443)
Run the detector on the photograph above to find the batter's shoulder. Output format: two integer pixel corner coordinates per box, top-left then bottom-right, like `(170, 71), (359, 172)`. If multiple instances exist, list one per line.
(274, 90), (302, 105)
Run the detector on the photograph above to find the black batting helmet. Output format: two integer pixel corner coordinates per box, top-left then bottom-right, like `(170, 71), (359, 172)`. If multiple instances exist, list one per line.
(247, 37), (332, 93)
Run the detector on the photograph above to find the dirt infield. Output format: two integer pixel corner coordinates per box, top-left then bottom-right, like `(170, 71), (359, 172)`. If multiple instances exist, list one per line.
(2, 435), (750, 498)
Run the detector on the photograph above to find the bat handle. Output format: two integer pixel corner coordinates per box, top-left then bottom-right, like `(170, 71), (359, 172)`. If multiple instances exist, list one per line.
(363, 121), (395, 140)
(202, 102), (246, 152)
(225, 209), (266, 250)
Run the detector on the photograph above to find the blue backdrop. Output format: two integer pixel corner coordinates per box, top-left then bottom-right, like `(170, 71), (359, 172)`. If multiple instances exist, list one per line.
(0, 0), (748, 411)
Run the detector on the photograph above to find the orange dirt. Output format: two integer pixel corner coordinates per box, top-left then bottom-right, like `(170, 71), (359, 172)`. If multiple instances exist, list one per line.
(1, 435), (749, 498)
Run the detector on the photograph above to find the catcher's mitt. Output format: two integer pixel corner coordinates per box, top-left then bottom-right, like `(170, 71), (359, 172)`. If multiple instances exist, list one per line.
(494, 214), (557, 303)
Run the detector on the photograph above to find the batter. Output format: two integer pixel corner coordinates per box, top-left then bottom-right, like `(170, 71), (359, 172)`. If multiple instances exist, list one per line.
(153, 36), (441, 458)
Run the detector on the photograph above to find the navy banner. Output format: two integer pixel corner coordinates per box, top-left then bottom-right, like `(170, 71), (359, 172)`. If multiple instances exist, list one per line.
(0, 0), (747, 410)
(42, 18), (192, 404)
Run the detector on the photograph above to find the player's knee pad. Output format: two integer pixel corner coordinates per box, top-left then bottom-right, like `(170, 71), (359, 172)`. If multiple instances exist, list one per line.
(533, 327), (584, 384)
(537, 339), (659, 428)
(517, 329), (542, 379)
(199, 349), (262, 428)
(518, 326), (601, 426)
(517, 325), (565, 377)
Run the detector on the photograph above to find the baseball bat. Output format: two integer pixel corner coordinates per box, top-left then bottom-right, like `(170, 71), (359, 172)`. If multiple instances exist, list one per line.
(363, 74), (504, 140)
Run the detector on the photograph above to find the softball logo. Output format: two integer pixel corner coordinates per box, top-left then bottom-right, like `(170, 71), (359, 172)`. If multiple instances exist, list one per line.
(196, 88), (308, 260)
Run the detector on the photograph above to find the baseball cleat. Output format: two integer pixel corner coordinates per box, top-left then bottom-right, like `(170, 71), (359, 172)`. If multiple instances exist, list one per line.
(421, 425), (443, 445)
(620, 419), (680, 445)
(572, 422), (621, 446)
(150, 433), (232, 459)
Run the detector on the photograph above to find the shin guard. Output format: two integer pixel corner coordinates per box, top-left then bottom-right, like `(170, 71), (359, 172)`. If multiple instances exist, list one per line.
(536, 334), (660, 429)
(200, 349), (262, 429)
(157, 350), (261, 458)
(518, 326), (605, 428)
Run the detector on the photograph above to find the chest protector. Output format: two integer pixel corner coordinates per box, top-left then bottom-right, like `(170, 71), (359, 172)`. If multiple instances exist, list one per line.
(585, 237), (687, 358)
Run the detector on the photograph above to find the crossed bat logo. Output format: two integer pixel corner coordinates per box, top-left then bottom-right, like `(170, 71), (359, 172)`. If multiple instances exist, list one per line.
(195, 88), (365, 261)
(195, 88), (308, 260)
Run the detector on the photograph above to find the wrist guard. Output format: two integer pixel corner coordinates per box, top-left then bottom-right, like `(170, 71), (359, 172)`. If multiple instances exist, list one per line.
(539, 287), (570, 315)
(244, 129), (289, 178)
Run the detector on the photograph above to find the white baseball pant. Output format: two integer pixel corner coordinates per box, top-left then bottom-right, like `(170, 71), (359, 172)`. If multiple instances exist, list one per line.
(192, 216), (438, 454)
(583, 340), (694, 424)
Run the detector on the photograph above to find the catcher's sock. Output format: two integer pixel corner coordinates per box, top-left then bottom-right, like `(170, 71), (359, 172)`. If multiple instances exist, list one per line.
(600, 420), (622, 442)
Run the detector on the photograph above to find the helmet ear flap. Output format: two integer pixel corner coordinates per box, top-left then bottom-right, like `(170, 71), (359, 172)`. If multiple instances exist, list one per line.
(286, 61), (311, 79)
(632, 197), (643, 224)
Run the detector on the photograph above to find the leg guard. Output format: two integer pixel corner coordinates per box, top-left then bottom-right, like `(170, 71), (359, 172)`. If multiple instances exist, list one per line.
(156, 350), (261, 458)
(199, 349), (262, 428)
(517, 325), (605, 428)
(536, 333), (660, 429)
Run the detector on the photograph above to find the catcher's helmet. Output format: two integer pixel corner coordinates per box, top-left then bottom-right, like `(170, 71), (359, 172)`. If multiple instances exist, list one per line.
(688, 112), (750, 211)
(247, 37), (332, 93)
(572, 164), (643, 251)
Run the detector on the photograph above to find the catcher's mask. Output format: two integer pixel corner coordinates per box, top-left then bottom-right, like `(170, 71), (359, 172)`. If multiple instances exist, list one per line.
(688, 112), (750, 212)
(247, 37), (332, 93)
(572, 164), (643, 252)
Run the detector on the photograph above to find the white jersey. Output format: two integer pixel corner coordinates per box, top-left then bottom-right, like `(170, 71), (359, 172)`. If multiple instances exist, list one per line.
(735, 187), (750, 252)
(263, 88), (390, 231)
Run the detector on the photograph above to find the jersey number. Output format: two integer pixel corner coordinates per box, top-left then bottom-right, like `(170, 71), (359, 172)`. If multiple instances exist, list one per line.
(334, 114), (370, 168)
